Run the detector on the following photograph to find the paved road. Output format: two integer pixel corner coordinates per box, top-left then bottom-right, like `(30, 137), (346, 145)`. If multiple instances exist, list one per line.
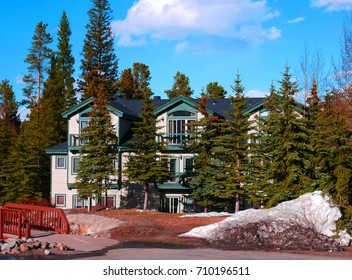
(30, 230), (352, 260)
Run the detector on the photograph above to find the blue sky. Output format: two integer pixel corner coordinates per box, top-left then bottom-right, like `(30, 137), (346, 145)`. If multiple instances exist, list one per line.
(0, 0), (351, 117)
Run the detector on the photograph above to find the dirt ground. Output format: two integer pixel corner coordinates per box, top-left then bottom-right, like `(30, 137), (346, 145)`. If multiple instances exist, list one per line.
(65, 208), (352, 259)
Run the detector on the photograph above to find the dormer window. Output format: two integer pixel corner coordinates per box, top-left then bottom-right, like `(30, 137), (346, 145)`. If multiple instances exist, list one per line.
(169, 111), (195, 117)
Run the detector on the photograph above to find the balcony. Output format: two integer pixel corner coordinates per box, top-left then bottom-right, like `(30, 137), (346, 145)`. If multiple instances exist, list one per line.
(158, 134), (192, 149)
(68, 134), (85, 150)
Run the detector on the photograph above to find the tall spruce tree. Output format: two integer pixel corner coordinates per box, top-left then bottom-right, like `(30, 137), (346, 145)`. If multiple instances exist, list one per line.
(22, 22), (53, 107)
(75, 82), (118, 211)
(259, 66), (313, 207)
(17, 21), (53, 201)
(188, 95), (223, 212)
(124, 89), (171, 211)
(42, 11), (76, 145)
(165, 71), (194, 99)
(57, 10), (76, 109)
(212, 73), (260, 212)
(0, 80), (20, 203)
(79, 0), (118, 102)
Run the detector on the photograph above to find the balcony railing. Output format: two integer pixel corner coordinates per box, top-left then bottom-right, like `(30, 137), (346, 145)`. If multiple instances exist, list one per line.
(68, 134), (118, 150)
(68, 134), (85, 148)
(159, 134), (192, 146)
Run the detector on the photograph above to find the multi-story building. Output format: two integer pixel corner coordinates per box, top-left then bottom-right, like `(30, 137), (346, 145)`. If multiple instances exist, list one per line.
(46, 95), (265, 212)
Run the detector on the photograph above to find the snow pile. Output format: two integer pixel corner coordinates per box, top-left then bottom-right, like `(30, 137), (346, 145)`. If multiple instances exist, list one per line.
(66, 213), (123, 237)
(180, 212), (233, 218)
(180, 191), (352, 250)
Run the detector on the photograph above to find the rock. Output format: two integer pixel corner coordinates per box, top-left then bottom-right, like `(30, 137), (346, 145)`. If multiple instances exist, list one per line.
(180, 191), (351, 251)
(44, 249), (51, 255)
(1, 243), (11, 253)
(19, 243), (29, 252)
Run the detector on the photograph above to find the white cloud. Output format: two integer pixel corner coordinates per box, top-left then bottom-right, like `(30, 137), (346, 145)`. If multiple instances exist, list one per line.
(112, 0), (281, 47)
(15, 75), (24, 84)
(287, 17), (305, 24)
(175, 41), (189, 53)
(246, 89), (268, 97)
(311, 0), (352, 11)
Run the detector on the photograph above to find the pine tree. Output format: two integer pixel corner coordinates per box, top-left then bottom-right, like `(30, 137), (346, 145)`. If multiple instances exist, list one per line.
(118, 63), (153, 99)
(165, 71), (194, 99)
(188, 95), (223, 212)
(212, 73), (260, 212)
(17, 21), (53, 202)
(259, 66), (313, 207)
(204, 82), (227, 99)
(124, 89), (171, 211)
(79, 0), (118, 102)
(75, 82), (118, 211)
(57, 10), (76, 109)
(117, 68), (134, 99)
(22, 22), (53, 107)
(312, 91), (352, 228)
(0, 80), (20, 203)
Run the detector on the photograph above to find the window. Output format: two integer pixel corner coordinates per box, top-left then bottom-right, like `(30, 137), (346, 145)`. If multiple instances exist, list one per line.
(55, 194), (65, 207)
(72, 157), (80, 174)
(56, 156), (66, 169)
(80, 120), (89, 145)
(184, 157), (194, 173)
(168, 158), (178, 183)
(167, 110), (195, 145)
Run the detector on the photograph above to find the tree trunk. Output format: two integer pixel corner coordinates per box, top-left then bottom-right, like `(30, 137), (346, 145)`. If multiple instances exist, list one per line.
(143, 183), (149, 211)
(235, 193), (240, 213)
(87, 197), (92, 212)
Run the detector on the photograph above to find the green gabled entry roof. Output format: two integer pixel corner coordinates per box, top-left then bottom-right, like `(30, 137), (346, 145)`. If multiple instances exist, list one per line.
(61, 97), (139, 120)
(153, 95), (214, 116)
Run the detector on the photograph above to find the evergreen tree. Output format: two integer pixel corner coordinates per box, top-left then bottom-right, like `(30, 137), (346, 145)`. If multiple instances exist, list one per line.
(57, 10), (76, 109)
(204, 82), (227, 99)
(3, 125), (42, 203)
(259, 66), (313, 207)
(165, 71), (194, 99)
(312, 91), (352, 228)
(118, 63), (153, 99)
(79, 0), (118, 102)
(188, 95), (222, 212)
(75, 82), (118, 211)
(0, 80), (20, 203)
(22, 22), (53, 107)
(117, 68), (134, 99)
(212, 73), (260, 212)
(124, 89), (171, 211)
(42, 12), (75, 146)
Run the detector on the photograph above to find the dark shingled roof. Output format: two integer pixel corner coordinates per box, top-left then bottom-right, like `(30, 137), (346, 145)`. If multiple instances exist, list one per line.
(45, 141), (68, 154)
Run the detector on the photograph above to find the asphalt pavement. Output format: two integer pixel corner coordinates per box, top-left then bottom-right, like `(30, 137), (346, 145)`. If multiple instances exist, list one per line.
(26, 230), (352, 260)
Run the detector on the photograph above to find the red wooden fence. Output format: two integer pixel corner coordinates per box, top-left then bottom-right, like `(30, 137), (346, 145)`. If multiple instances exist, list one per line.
(0, 208), (31, 239)
(4, 203), (70, 234)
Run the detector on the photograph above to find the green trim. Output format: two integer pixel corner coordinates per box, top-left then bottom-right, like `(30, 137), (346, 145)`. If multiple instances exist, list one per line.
(153, 95), (213, 116)
(71, 156), (80, 175)
(158, 185), (189, 190)
(55, 156), (66, 169)
(62, 96), (124, 119)
(46, 149), (67, 155)
(243, 98), (265, 115)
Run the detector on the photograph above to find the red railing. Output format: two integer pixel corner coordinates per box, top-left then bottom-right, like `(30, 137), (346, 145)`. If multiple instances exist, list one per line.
(4, 203), (70, 234)
(0, 208), (31, 239)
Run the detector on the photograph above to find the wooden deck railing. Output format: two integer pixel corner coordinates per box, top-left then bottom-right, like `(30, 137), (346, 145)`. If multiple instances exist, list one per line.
(4, 203), (70, 234)
(0, 208), (31, 239)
